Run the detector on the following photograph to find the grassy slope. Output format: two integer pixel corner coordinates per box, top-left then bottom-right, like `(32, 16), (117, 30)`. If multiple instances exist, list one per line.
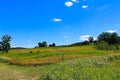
(0, 46), (120, 80)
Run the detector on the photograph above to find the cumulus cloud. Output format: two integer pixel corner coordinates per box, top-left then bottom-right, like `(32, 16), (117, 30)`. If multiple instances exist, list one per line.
(94, 37), (97, 40)
(65, 0), (79, 7)
(52, 18), (62, 22)
(65, 1), (73, 7)
(82, 5), (88, 9)
(107, 30), (117, 33)
(80, 35), (91, 41)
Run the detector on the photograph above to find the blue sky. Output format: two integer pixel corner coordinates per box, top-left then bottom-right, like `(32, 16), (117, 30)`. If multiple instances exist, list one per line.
(0, 0), (120, 48)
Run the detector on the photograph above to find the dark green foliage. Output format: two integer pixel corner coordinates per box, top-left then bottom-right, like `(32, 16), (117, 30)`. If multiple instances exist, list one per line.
(29, 51), (33, 53)
(71, 41), (89, 46)
(109, 33), (119, 45)
(88, 36), (94, 44)
(49, 43), (56, 47)
(96, 32), (120, 50)
(0, 35), (12, 53)
(98, 32), (120, 45)
(95, 41), (109, 50)
(95, 41), (118, 50)
(38, 41), (47, 47)
(37, 51), (40, 53)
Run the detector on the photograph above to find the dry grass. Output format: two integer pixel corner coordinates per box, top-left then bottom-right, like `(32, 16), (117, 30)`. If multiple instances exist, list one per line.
(0, 46), (120, 80)
(1, 46), (120, 66)
(9, 54), (102, 66)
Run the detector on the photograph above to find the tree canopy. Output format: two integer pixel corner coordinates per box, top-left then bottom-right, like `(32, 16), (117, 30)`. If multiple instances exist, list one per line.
(0, 35), (12, 53)
(97, 32), (120, 45)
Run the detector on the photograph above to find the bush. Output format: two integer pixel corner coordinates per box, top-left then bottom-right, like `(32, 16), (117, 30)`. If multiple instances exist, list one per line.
(95, 41), (117, 50)
(29, 51), (33, 53)
(0, 57), (10, 63)
(36, 51), (40, 53)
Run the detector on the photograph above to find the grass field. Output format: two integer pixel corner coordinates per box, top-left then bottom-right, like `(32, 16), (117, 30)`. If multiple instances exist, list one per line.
(0, 46), (120, 80)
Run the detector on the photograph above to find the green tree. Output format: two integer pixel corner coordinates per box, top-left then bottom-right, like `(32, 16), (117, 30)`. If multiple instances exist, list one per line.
(109, 33), (119, 45)
(49, 43), (56, 47)
(97, 32), (119, 45)
(38, 42), (42, 47)
(42, 41), (47, 47)
(38, 41), (47, 47)
(52, 43), (56, 46)
(98, 32), (111, 43)
(1, 35), (12, 53)
(88, 36), (94, 44)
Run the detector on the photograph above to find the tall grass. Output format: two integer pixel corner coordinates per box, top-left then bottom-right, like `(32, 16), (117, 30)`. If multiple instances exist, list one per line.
(39, 54), (120, 80)
(0, 46), (120, 66)
(0, 46), (120, 80)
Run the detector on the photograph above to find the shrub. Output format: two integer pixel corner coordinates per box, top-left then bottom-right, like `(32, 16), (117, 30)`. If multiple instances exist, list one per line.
(36, 51), (40, 53)
(95, 41), (117, 50)
(0, 57), (10, 63)
(29, 51), (33, 53)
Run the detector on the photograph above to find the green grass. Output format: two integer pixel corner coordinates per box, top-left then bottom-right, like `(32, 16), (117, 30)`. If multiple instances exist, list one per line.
(39, 54), (120, 80)
(0, 46), (120, 80)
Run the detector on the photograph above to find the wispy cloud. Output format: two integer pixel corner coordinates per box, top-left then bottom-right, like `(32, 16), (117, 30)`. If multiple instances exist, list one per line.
(27, 40), (34, 48)
(52, 18), (62, 22)
(65, 1), (73, 7)
(107, 30), (117, 33)
(71, 0), (79, 3)
(82, 5), (88, 9)
(65, 40), (69, 42)
(11, 44), (16, 47)
(80, 35), (91, 41)
(64, 36), (69, 38)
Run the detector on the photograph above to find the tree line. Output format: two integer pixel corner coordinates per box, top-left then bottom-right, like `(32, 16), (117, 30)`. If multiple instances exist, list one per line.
(35, 41), (56, 48)
(71, 32), (120, 50)
(1, 32), (120, 53)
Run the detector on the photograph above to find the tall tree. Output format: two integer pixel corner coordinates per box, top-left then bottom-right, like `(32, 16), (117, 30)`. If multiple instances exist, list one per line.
(97, 32), (119, 45)
(1, 35), (12, 53)
(38, 41), (47, 47)
(98, 32), (111, 43)
(88, 36), (94, 44)
(109, 33), (119, 45)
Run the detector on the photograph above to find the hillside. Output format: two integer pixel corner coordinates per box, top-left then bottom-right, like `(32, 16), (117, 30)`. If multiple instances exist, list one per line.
(0, 46), (120, 80)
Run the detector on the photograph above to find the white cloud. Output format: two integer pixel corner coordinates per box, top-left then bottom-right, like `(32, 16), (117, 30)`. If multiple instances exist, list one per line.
(64, 36), (69, 38)
(80, 35), (91, 41)
(107, 30), (117, 33)
(94, 37), (97, 40)
(65, 1), (73, 7)
(71, 0), (79, 3)
(52, 18), (62, 22)
(82, 5), (88, 9)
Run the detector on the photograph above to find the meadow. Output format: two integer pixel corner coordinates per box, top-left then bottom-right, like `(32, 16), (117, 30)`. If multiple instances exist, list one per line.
(0, 46), (120, 80)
